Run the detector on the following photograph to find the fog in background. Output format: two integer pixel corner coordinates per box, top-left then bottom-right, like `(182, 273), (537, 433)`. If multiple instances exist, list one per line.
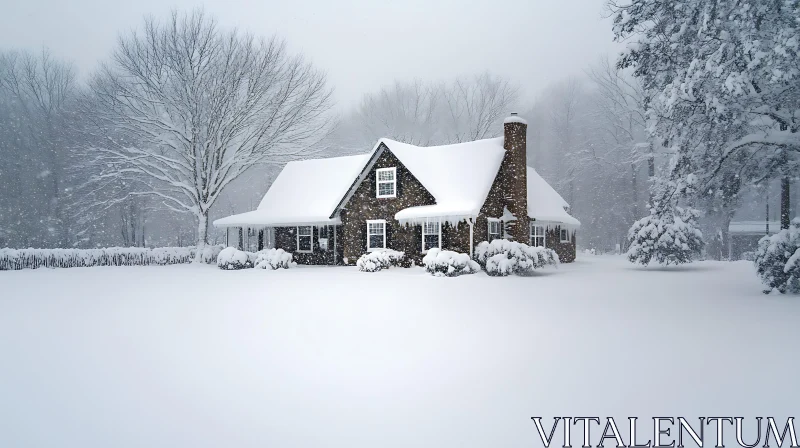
(1, 0), (795, 252)
(0, 0), (619, 109)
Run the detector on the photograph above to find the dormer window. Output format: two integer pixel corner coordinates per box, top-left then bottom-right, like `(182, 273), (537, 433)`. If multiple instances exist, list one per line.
(376, 167), (396, 198)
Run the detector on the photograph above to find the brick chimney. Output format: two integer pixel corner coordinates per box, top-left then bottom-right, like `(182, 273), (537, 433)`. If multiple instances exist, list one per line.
(502, 113), (528, 242)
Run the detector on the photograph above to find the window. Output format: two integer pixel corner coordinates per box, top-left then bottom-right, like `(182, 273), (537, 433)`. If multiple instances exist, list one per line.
(376, 167), (396, 198)
(560, 228), (571, 243)
(422, 220), (441, 252)
(318, 226), (329, 251)
(531, 224), (545, 247)
(367, 220), (386, 251)
(488, 218), (501, 241)
(297, 226), (313, 252)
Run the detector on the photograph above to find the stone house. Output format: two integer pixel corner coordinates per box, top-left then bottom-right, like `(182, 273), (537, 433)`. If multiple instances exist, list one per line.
(214, 114), (581, 264)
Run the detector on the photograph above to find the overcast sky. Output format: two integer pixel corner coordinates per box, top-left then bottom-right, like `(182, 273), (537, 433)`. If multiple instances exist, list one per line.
(0, 0), (620, 109)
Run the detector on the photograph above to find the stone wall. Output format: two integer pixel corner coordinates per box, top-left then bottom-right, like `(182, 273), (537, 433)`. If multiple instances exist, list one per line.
(274, 225), (341, 265)
(339, 145), (436, 264)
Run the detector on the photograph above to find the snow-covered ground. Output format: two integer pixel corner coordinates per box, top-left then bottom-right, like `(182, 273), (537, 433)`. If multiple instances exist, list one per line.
(1, 255), (798, 448)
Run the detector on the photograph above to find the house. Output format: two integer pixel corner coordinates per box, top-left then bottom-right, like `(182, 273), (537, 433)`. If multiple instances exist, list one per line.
(214, 114), (581, 264)
(727, 220), (779, 260)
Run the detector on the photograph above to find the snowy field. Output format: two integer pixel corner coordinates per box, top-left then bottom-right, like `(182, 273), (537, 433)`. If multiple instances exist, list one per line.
(1, 255), (798, 448)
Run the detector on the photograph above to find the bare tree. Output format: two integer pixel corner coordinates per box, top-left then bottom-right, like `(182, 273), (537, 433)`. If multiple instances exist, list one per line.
(356, 80), (441, 146)
(77, 10), (333, 259)
(350, 72), (519, 147)
(442, 72), (520, 143)
(0, 49), (77, 247)
(587, 57), (648, 220)
(547, 78), (582, 208)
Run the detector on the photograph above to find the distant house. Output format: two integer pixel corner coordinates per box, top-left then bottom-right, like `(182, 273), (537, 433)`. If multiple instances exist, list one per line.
(728, 220), (779, 260)
(214, 114), (580, 265)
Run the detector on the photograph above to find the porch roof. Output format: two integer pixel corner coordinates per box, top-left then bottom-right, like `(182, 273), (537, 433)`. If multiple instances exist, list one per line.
(213, 153), (368, 228)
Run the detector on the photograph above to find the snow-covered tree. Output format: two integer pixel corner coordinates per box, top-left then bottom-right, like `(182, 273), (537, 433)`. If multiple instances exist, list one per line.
(627, 176), (704, 266)
(627, 206), (704, 266)
(77, 10), (333, 260)
(609, 0), (799, 232)
(754, 218), (800, 294)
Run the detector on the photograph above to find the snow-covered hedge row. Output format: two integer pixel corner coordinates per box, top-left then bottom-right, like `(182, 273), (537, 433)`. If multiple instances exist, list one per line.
(0, 245), (223, 270)
(422, 248), (480, 277)
(216, 247), (256, 270)
(473, 239), (559, 276)
(356, 250), (406, 272)
(255, 248), (295, 270)
(755, 218), (800, 294)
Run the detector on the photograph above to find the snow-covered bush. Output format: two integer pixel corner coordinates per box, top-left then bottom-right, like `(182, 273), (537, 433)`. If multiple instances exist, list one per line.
(254, 248), (296, 270)
(216, 247), (256, 270)
(473, 239), (559, 277)
(627, 207), (704, 266)
(0, 245), (224, 270)
(356, 249), (406, 272)
(754, 219), (800, 294)
(422, 248), (480, 277)
(198, 245), (224, 264)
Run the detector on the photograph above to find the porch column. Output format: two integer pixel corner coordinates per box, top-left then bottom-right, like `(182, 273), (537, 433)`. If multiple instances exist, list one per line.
(468, 218), (474, 257)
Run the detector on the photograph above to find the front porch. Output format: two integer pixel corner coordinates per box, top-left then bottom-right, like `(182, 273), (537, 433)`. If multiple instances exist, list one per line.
(222, 224), (344, 266)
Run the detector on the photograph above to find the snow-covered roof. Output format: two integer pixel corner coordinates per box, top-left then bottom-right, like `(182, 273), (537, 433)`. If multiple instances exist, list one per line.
(527, 167), (581, 228)
(729, 221), (779, 235)
(213, 154), (369, 228)
(383, 138), (506, 224)
(214, 136), (580, 230)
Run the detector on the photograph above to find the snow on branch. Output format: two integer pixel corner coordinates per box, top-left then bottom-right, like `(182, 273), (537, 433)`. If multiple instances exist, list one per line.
(74, 10), (334, 259)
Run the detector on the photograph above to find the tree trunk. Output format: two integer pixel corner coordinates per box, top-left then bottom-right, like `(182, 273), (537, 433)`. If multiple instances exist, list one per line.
(631, 162), (639, 219)
(781, 177), (790, 229)
(720, 212), (734, 261)
(193, 211), (209, 263)
(45, 123), (67, 248)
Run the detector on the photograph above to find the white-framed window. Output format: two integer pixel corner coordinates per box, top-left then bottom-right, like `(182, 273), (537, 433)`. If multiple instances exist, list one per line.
(376, 167), (396, 198)
(297, 226), (313, 252)
(560, 228), (571, 243)
(318, 226), (329, 251)
(422, 219), (441, 253)
(367, 219), (386, 251)
(531, 224), (545, 247)
(488, 218), (501, 241)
